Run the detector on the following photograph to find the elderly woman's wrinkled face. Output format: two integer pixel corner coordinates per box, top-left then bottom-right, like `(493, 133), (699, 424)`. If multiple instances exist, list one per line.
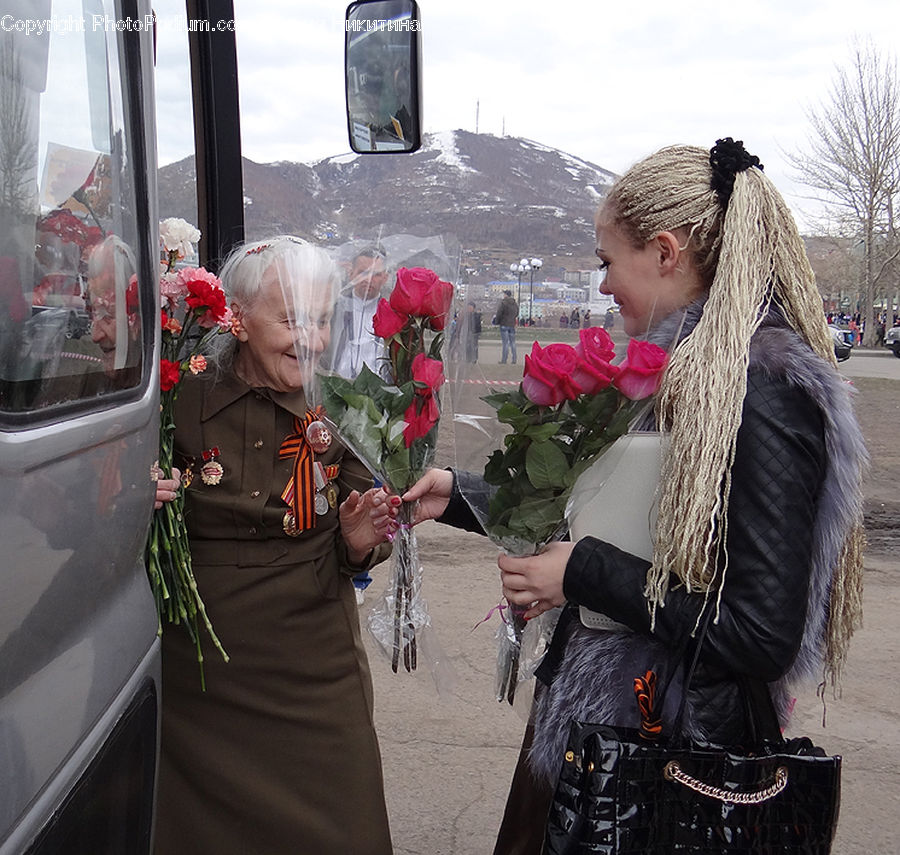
(234, 265), (333, 393)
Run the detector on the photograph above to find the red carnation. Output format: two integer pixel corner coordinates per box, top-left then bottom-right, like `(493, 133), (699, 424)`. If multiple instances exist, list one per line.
(159, 358), (182, 392)
(181, 267), (227, 327)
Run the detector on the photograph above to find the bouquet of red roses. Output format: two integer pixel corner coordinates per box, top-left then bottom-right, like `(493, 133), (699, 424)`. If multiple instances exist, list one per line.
(459, 327), (668, 703)
(147, 219), (232, 684)
(319, 266), (453, 673)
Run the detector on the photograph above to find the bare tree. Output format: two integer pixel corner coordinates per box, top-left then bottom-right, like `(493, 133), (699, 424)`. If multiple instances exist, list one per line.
(790, 42), (900, 345)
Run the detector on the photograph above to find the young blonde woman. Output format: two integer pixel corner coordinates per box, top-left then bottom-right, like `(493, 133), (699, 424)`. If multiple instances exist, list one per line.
(406, 139), (867, 852)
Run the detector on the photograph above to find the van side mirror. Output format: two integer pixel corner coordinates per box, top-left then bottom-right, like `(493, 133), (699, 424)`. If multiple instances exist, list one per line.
(345, 0), (422, 153)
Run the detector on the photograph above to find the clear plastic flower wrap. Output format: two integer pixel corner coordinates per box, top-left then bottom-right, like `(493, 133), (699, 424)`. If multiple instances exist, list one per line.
(448, 320), (670, 708)
(281, 232), (458, 687)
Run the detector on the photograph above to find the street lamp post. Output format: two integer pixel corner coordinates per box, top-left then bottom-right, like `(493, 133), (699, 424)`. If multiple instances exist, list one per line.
(510, 260), (529, 308)
(528, 257), (542, 324)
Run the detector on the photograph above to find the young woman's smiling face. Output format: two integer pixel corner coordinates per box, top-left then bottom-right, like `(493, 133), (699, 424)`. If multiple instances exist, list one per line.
(594, 217), (703, 337)
(234, 266), (332, 393)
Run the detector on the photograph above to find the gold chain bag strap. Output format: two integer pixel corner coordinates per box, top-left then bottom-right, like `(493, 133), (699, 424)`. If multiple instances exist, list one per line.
(543, 604), (842, 854)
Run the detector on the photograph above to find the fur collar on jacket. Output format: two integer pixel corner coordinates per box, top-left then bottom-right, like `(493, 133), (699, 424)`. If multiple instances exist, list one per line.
(528, 303), (867, 786)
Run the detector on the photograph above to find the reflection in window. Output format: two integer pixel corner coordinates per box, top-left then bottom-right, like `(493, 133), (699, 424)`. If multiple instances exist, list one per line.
(0, 0), (144, 415)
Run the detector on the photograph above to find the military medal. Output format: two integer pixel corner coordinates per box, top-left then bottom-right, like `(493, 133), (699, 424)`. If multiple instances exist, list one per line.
(313, 461), (330, 516)
(278, 411), (336, 534)
(306, 420), (332, 453)
(200, 447), (223, 485)
(323, 464), (340, 508)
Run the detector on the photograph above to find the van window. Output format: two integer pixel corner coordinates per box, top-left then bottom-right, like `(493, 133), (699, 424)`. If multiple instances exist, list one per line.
(0, 0), (146, 415)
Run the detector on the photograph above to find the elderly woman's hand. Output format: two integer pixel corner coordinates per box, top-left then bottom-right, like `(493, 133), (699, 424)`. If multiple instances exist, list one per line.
(339, 487), (400, 565)
(401, 468), (453, 524)
(153, 466), (181, 510)
(498, 541), (575, 620)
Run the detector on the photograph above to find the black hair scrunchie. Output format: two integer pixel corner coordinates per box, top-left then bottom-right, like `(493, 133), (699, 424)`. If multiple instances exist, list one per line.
(709, 137), (763, 208)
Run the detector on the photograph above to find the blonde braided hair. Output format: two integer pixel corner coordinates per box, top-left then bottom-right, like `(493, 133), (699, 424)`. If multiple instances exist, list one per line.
(603, 144), (863, 683)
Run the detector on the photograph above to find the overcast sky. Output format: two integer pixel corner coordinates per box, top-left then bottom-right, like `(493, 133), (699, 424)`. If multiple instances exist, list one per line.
(152, 0), (900, 231)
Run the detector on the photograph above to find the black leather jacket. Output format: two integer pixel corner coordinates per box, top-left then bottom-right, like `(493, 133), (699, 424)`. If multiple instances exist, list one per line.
(564, 370), (826, 744)
(441, 368), (827, 746)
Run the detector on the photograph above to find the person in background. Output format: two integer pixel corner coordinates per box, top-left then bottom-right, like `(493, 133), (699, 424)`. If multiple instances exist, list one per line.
(494, 288), (519, 364)
(403, 139), (866, 853)
(153, 236), (397, 855)
(460, 299), (482, 362)
(331, 245), (390, 378)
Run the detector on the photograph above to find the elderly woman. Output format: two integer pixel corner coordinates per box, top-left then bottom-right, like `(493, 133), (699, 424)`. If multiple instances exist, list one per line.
(406, 140), (867, 852)
(154, 237), (397, 855)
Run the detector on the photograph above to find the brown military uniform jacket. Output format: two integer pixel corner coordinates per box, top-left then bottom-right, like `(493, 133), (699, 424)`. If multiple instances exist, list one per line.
(154, 369), (393, 855)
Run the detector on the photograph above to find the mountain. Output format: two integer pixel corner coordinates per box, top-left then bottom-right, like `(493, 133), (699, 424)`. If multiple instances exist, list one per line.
(157, 130), (617, 279)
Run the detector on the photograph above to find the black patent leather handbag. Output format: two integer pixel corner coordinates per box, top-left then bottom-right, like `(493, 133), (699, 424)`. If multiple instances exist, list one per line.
(543, 610), (842, 854)
(543, 720), (841, 854)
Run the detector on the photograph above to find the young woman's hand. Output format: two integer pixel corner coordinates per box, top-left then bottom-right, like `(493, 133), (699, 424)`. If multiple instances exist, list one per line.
(401, 468), (453, 524)
(498, 541), (575, 620)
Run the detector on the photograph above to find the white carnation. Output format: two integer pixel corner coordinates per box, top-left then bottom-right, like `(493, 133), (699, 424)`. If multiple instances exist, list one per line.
(159, 218), (201, 257)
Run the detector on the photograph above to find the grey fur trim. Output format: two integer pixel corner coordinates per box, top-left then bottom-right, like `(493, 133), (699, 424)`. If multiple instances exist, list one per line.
(527, 311), (867, 787)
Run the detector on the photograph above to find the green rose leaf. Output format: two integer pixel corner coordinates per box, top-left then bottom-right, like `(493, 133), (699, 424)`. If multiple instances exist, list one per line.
(524, 422), (560, 442)
(496, 401), (529, 431)
(525, 440), (569, 490)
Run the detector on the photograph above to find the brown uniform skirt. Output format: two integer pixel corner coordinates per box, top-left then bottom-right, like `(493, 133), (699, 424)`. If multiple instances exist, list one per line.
(154, 556), (391, 855)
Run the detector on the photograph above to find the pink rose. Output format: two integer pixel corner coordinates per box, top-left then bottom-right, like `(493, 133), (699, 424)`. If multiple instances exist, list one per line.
(521, 342), (581, 406)
(613, 339), (668, 400)
(410, 352), (445, 396)
(372, 298), (407, 338)
(402, 394), (439, 447)
(576, 326), (615, 365)
(572, 327), (617, 394)
(572, 355), (617, 395)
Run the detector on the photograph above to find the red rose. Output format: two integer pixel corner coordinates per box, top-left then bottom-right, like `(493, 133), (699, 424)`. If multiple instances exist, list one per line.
(372, 297), (407, 338)
(389, 267), (439, 316)
(402, 395), (439, 447)
(613, 339), (668, 400)
(410, 352), (445, 396)
(159, 358), (182, 392)
(389, 266), (452, 323)
(421, 277), (454, 331)
(521, 342), (582, 406)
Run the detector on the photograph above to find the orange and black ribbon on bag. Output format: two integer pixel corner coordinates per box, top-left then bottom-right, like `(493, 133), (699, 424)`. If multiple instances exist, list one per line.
(279, 409), (321, 532)
(634, 669), (663, 742)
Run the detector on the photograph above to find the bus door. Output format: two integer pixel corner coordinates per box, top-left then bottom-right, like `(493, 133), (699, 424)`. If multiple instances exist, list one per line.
(0, 1), (160, 852)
